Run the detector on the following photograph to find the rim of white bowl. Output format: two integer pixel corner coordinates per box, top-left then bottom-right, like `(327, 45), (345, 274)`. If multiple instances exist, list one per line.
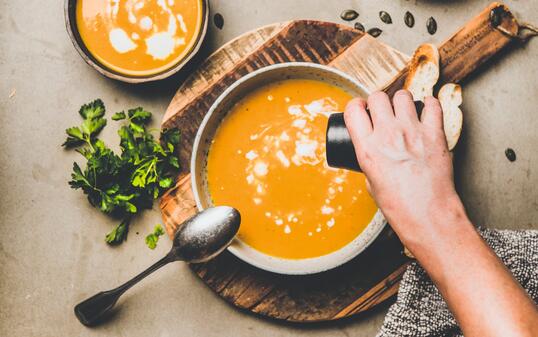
(191, 62), (387, 275)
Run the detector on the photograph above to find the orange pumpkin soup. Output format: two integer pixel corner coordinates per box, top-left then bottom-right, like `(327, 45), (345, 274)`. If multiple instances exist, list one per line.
(207, 79), (377, 259)
(76, 0), (203, 76)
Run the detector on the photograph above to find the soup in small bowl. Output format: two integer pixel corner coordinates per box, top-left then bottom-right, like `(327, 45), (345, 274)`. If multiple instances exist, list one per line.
(65, 0), (208, 82)
(192, 63), (386, 275)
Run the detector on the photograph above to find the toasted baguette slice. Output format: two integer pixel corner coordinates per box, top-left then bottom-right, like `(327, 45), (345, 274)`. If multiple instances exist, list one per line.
(438, 83), (463, 150)
(403, 44), (440, 102)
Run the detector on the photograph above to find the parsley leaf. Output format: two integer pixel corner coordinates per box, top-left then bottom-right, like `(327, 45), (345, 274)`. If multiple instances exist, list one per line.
(79, 99), (105, 120)
(112, 111), (126, 121)
(145, 224), (165, 249)
(62, 100), (107, 148)
(128, 107), (152, 123)
(105, 220), (130, 245)
(64, 99), (180, 246)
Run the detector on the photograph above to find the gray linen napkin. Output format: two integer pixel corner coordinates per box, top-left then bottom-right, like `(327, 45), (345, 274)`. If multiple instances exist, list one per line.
(378, 228), (538, 337)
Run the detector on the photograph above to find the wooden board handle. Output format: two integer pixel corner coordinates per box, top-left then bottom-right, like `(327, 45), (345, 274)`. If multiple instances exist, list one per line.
(384, 2), (519, 96)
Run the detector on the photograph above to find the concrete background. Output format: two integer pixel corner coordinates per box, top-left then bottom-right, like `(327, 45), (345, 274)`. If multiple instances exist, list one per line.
(0, 0), (536, 336)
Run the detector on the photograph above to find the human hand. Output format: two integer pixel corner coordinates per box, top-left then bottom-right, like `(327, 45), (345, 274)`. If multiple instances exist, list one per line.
(344, 90), (465, 249)
(344, 90), (538, 337)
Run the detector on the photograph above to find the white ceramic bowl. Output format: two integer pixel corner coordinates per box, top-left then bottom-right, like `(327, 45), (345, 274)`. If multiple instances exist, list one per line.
(191, 62), (386, 275)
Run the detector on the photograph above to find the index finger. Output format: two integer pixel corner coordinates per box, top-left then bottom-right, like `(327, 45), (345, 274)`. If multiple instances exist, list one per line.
(344, 98), (373, 142)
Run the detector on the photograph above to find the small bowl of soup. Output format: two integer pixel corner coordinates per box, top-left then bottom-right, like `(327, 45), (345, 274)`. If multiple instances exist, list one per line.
(191, 63), (386, 275)
(65, 0), (208, 83)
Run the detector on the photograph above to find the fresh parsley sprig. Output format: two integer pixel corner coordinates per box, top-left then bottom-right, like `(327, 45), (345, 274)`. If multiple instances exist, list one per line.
(63, 99), (180, 247)
(145, 224), (165, 250)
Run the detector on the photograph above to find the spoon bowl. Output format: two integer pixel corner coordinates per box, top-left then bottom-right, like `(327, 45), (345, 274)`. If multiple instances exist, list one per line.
(173, 206), (241, 263)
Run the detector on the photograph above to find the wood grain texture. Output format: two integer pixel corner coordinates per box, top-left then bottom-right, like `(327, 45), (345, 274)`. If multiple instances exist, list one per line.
(160, 3), (520, 322)
(383, 2), (518, 96)
(189, 225), (408, 322)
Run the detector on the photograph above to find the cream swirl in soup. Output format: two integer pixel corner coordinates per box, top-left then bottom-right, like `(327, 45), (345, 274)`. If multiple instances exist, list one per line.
(207, 79), (377, 259)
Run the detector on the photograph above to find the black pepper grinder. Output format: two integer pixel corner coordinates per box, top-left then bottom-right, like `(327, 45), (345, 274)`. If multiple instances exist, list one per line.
(326, 112), (361, 172)
(326, 101), (424, 171)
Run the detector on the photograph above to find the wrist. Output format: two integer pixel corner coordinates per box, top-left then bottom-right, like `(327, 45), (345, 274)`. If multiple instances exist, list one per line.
(391, 194), (474, 254)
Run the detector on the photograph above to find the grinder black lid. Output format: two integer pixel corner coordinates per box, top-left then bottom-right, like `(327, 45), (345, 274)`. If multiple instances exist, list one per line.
(325, 113), (361, 172)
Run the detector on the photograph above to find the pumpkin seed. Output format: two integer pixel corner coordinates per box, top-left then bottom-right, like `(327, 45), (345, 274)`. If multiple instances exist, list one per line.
(213, 13), (224, 29)
(379, 11), (392, 24)
(367, 28), (382, 38)
(404, 11), (415, 28)
(354, 22), (365, 32)
(505, 148), (517, 162)
(340, 9), (359, 21)
(427, 17), (437, 35)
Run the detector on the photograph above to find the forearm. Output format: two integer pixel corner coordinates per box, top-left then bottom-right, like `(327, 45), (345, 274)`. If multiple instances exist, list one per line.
(394, 198), (538, 337)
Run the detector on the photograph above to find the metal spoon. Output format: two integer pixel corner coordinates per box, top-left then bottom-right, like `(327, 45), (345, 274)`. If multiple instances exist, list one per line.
(74, 206), (240, 326)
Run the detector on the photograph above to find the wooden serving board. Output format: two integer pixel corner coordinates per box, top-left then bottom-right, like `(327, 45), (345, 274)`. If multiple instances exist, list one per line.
(160, 3), (518, 322)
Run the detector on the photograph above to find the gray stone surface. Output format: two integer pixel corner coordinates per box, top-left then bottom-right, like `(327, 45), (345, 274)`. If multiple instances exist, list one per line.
(0, 0), (536, 336)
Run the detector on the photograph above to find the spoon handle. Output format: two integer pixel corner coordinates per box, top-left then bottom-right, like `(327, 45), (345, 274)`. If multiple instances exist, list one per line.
(74, 253), (174, 326)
